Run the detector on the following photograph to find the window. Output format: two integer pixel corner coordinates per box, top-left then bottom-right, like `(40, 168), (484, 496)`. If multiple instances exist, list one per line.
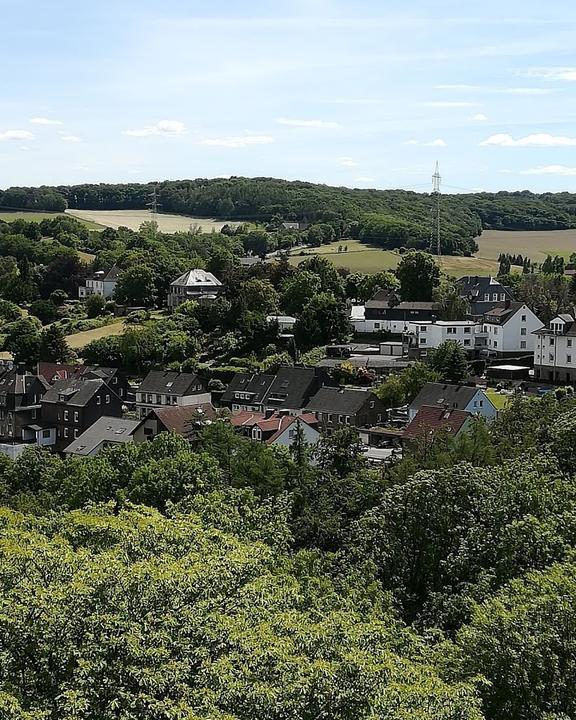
(420, 338), (427, 344)
(464, 339), (471, 346)
(64, 410), (69, 421)
(156, 394), (162, 403)
(42, 429), (51, 439)
(520, 341), (526, 349)
(338, 415), (344, 424)
(446, 327), (456, 334)
(105, 395), (110, 404)
(484, 293), (490, 301)
(74, 411), (79, 423)
(327, 413), (333, 422)
(521, 315), (526, 322)
(569, 339), (573, 348)
(420, 325), (427, 332)
(492, 293), (498, 301)
(74, 429), (78, 438)
(549, 353), (554, 362)
(97, 396), (101, 405)
(550, 338), (555, 346)
(494, 341), (498, 348)
(479, 400), (484, 407)
(464, 327), (471, 333)
(64, 428), (69, 438)
(483, 325), (487, 333)
(568, 355), (573, 364)
(374, 322), (381, 329)
(521, 328), (527, 336)
(494, 327), (498, 335)
(500, 293), (506, 301)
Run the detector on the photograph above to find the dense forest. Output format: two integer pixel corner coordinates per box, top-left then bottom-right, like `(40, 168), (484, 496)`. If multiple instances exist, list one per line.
(0, 393), (576, 718)
(3, 177), (576, 256)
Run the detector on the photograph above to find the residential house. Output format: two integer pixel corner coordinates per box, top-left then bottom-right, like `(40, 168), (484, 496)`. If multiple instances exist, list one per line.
(229, 410), (320, 446)
(167, 269), (222, 309)
(533, 313), (576, 383)
(455, 276), (513, 317)
(38, 363), (130, 403)
(41, 377), (123, 451)
(78, 266), (120, 299)
(405, 319), (485, 356)
(403, 405), (472, 441)
(133, 403), (218, 443)
(220, 373), (276, 412)
(360, 290), (436, 334)
(482, 302), (542, 356)
(221, 366), (334, 415)
(305, 387), (388, 432)
(267, 315), (297, 333)
(135, 371), (210, 419)
(63, 416), (140, 457)
(408, 382), (497, 422)
(0, 367), (53, 458)
(281, 221), (308, 231)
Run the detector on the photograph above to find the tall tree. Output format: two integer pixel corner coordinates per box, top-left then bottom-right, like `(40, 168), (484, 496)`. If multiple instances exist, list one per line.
(396, 251), (440, 301)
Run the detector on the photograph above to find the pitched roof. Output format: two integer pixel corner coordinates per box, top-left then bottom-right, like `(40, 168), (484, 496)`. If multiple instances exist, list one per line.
(306, 386), (373, 414)
(264, 366), (323, 410)
(151, 403), (217, 435)
(170, 269), (222, 288)
(221, 373), (276, 404)
(42, 377), (110, 406)
(137, 370), (204, 396)
(403, 405), (470, 440)
(103, 265), (120, 282)
(409, 382), (480, 413)
(63, 416), (140, 455)
(37, 362), (87, 384)
(0, 368), (49, 397)
(456, 275), (513, 301)
(229, 410), (318, 443)
(483, 301), (525, 325)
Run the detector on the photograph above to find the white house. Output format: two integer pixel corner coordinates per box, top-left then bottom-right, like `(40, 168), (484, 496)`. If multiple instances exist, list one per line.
(167, 269), (222, 309)
(533, 313), (576, 384)
(78, 266), (120, 299)
(405, 319), (485, 355)
(482, 302), (542, 356)
(267, 315), (297, 333)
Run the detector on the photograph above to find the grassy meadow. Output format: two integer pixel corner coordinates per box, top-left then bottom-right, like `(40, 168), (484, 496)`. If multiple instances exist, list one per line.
(289, 229), (576, 278)
(0, 210), (104, 230)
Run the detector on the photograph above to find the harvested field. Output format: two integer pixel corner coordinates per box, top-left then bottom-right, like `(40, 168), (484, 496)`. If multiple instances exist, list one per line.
(66, 209), (235, 234)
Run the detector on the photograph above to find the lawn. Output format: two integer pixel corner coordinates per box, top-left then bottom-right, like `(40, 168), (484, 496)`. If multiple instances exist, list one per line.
(65, 320), (126, 349)
(66, 209), (236, 234)
(485, 389), (512, 411)
(0, 211), (104, 230)
(288, 240), (499, 277)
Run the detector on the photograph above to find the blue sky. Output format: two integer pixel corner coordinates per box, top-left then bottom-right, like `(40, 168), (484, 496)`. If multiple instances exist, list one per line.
(2, 0), (576, 192)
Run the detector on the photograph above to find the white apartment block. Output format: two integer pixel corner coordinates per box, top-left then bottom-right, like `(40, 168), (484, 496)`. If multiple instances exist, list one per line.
(534, 313), (576, 384)
(483, 302), (542, 356)
(405, 320), (484, 355)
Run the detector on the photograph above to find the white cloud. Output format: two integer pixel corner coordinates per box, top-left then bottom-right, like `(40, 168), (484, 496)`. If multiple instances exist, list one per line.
(199, 135), (274, 148)
(338, 156), (358, 167)
(0, 129), (34, 141)
(405, 139), (420, 145)
(29, 117), (63, 125)
(472, 113), (489, 121)
(354, 176), (375, 183)
(520, 165), (576, 176)
(526, 67), (576, 82)
(61, 135), (81, 143)
(421, 101), (480, 108)
(277, 118), (340, 128)
(123, 120), (186, 137)
(481, 133), (576, 147)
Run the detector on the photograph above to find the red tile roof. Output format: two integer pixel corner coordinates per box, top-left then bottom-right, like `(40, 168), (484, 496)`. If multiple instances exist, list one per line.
(153, 404), (217, 435)
(229, 411), (318, 443)
(403, 405), (470, 440)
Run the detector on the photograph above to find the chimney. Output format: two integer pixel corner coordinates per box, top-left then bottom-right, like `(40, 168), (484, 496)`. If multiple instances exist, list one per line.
(264, 408), (275, 419)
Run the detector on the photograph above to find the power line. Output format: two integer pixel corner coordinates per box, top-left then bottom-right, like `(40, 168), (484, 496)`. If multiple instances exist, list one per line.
(431, 161), (442, 257)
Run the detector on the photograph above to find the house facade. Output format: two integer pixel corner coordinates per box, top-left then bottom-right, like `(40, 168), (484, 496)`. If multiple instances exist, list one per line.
(78, 266), (119, 299)
(135, 371), (210, 419)
(405, 320), (485, 356)
(0, 368), (53, 458)
(455, 275), (513, 317)
(305, 387), (388, 432)
(482, 302), (542, 356)
(408, 382), (497, 422)
(41, 378), (123, 451)
(360, 291), (436, 334)
(167, 269), (222, 309)
(230, 411), (320, 446)
(533, 314), (576, 383)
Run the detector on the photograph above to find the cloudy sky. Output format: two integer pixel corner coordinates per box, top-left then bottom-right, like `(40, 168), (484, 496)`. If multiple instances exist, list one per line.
(2, 0), (576, 192)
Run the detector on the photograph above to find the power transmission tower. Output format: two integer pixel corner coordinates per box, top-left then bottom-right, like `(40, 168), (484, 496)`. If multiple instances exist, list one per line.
(146, 183), (162, 229)
(432, 161), (441, 257)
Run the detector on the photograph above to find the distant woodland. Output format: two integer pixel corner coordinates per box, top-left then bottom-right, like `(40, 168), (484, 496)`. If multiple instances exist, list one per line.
(2, 177), (576, 256)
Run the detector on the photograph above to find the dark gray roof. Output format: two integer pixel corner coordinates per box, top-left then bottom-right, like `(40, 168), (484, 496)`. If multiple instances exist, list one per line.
(409, 382), (482, 413)
(456, 275), (513, 300)
(104, 266), (120, 282)
(483, 302), (524, 325)
(0, 369), (49, 397)
(263, 366), (323, 410)
(221, 373), (275, 404)
(306, 387), (373, 414)
(318, 356), (412, 370)
(42, 377), (108, 406)
(63, 416), (140, 455)
(137, 371), (204, 396)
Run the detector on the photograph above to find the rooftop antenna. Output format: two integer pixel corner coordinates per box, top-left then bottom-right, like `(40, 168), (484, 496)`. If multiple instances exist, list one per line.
(432, 161), (441, 257)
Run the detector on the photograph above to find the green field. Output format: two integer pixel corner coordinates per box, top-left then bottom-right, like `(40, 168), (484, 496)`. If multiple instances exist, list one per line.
(66, 208), (235, 234)
(0, 210), (104, 230)
(289, 229), (576, 277)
